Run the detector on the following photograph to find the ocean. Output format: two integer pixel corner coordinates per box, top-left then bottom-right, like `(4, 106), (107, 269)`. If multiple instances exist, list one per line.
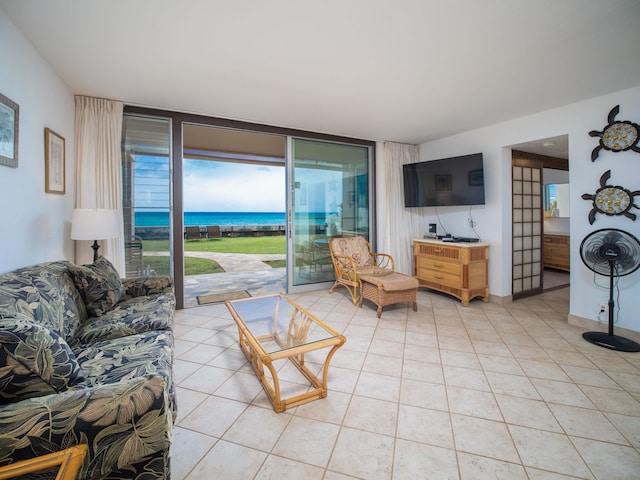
(134, 211), (325, 227)
(136, 211), (285, 227)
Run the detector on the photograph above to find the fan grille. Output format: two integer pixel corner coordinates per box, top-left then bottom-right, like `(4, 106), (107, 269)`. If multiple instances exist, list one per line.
(580, 229), (640, 277)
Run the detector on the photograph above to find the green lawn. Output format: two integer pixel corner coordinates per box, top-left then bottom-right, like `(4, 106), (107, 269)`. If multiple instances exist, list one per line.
(142, 236), (286, 276)
(143, 236), (286, 254)
(144, 256), (224, 276)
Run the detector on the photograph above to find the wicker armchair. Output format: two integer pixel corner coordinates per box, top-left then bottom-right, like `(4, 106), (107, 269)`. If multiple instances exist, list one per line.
(328, 236), (394, 304)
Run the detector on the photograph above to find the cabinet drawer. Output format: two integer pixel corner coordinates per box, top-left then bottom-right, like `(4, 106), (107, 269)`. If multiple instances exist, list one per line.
(415, 243), (461, 262)
(544, 235), (569, 246)
(421, 268), (462, 288)
(544, 245), (568, 255)
(544, 254), (569, 263)
(417, 257), (461, 275)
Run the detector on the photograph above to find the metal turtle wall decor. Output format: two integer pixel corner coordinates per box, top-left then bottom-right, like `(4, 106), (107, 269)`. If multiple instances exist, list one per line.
(589, 105), (640, 161)
(581, 170), (640, 224)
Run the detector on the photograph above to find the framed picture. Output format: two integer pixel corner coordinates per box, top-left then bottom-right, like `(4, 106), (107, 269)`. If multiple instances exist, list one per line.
(434, 174), (452, 191)
(45, 128), (65, 194)
(468, 168), (484, 186)
(0, 93), (19, 168)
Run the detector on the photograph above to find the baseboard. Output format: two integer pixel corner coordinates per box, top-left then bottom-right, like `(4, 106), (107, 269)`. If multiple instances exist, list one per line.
(489, 293), (512, 304)
(568, 314), (640, 344)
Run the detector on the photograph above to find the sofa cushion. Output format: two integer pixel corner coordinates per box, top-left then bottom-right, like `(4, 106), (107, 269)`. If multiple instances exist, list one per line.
(69, 256), (125, 317)
(0, 317), (85, 404)
(0, 261), (87, 341)
(74, 330), (176, 418)
(72, 293), (175, 346)
(121, 275), (174, 299)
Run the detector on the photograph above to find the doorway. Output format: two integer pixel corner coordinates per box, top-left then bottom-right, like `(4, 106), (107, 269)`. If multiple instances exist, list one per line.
(510, 135), (570, 299)
(122, 106), (376, 309)
(181, 125), (287, 306)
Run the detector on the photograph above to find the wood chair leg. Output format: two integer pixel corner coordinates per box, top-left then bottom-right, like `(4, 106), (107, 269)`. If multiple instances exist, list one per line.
(0, 445), (87, 480)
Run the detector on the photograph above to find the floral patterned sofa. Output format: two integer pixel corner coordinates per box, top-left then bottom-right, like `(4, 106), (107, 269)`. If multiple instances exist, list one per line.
(0, 257), (176, 479)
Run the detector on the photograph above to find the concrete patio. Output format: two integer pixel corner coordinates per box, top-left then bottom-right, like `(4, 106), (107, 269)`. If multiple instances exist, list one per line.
(183, 252), (287, 308)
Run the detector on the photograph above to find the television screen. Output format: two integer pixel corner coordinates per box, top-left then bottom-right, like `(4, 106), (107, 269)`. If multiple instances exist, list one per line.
(403, 153), (485, 207)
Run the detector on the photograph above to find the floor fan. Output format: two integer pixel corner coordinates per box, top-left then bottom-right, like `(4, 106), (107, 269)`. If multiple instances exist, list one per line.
(579, 228), (640, 352)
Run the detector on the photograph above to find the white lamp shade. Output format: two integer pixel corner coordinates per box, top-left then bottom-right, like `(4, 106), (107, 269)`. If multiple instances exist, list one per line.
(71, 209), (120, 240)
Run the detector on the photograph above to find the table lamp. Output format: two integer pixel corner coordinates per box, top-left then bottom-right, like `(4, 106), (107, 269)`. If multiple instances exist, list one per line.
(71, 209), (120, 262)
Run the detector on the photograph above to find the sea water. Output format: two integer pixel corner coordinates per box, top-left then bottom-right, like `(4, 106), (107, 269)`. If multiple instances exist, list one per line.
(135, 211), (327, 227)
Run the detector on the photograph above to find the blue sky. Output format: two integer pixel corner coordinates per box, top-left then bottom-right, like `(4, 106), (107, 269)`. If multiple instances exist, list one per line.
(134, 156), (347, 214)
(183, 160), (285, 212)
(134, 156), (285, 212)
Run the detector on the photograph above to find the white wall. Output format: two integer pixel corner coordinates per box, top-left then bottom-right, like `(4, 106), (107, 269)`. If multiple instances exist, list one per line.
(568, 89), (640, 333)
(417, 85), (640, 333)
(543, 217), (570, 235)
(0, 9), (76, 273)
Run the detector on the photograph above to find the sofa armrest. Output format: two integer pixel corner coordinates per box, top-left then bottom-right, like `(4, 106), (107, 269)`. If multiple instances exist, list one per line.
(121, 275), (174, 299)
(0, 375), (172, 478)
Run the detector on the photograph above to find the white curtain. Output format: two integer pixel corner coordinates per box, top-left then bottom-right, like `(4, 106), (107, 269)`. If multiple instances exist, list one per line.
(74, 96), (125, 273)
(379, 141), (422, 275)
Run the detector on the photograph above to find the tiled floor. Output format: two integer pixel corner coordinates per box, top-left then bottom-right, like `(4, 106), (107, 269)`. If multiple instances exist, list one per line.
(171, 286), (640, 479)
(543, 268), (569, 291)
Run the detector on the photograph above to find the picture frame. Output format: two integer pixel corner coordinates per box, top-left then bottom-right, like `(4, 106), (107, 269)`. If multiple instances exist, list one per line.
(434, 174), (452, 191)
(0, 93), (19, 168)
(468, 168), (484, 186)
(45, 128), (65, 194)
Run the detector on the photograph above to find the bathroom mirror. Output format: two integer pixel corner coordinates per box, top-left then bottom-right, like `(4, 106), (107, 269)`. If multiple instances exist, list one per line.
(544, 168), (569, 218)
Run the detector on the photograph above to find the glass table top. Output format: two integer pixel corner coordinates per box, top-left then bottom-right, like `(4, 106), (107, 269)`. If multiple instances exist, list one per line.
(226, 293), (340, 355)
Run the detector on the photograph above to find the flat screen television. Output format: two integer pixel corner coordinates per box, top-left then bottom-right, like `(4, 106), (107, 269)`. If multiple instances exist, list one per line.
(403, 153), (485, 207)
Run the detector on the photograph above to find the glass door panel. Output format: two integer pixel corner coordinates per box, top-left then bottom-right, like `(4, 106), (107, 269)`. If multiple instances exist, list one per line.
(288, 138), (370, 291)
(121, 114), (172, 278)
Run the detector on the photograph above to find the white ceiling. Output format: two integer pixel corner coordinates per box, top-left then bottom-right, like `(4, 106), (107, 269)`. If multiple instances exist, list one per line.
(2, 0), (640, 146)
(510, 134), (569, 160)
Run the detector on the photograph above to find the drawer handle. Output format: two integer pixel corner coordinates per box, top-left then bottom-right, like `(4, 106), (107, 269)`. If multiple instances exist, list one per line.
(434, 274), (443, 280)
(434, 263), (443, 268)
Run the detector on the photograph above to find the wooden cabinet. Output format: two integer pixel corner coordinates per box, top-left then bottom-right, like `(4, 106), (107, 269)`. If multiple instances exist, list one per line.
(543, 234), (570, 271)
(413, 239), (489, 306)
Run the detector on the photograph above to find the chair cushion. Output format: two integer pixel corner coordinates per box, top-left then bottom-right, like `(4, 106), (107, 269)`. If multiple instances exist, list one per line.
(358, 266), (394, 276)
(69, 256), (125, 317)
(360, 272), (420, 290)
(0, 317), (85, 404)
(331, 236), (374, 268)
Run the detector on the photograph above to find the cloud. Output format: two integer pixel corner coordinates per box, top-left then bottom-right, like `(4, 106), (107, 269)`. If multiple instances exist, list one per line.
(183, 160), (285, 212)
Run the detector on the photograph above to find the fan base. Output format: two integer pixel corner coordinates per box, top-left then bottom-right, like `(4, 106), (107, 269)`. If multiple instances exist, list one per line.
(582, 332), (640, 352)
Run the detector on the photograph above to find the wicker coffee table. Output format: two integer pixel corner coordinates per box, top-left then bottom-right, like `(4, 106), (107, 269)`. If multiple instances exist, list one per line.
(225, 293), (346, 412)
(359, 272), (419, 318)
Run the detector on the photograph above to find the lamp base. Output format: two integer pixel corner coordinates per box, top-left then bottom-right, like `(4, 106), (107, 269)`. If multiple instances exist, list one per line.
(91, 240), (100, 263)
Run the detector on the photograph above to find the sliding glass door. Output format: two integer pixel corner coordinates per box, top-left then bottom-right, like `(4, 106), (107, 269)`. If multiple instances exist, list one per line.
(121, 114), (173, 279)
(288, 138), (372, 292)
(123, 106), (375, 307)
